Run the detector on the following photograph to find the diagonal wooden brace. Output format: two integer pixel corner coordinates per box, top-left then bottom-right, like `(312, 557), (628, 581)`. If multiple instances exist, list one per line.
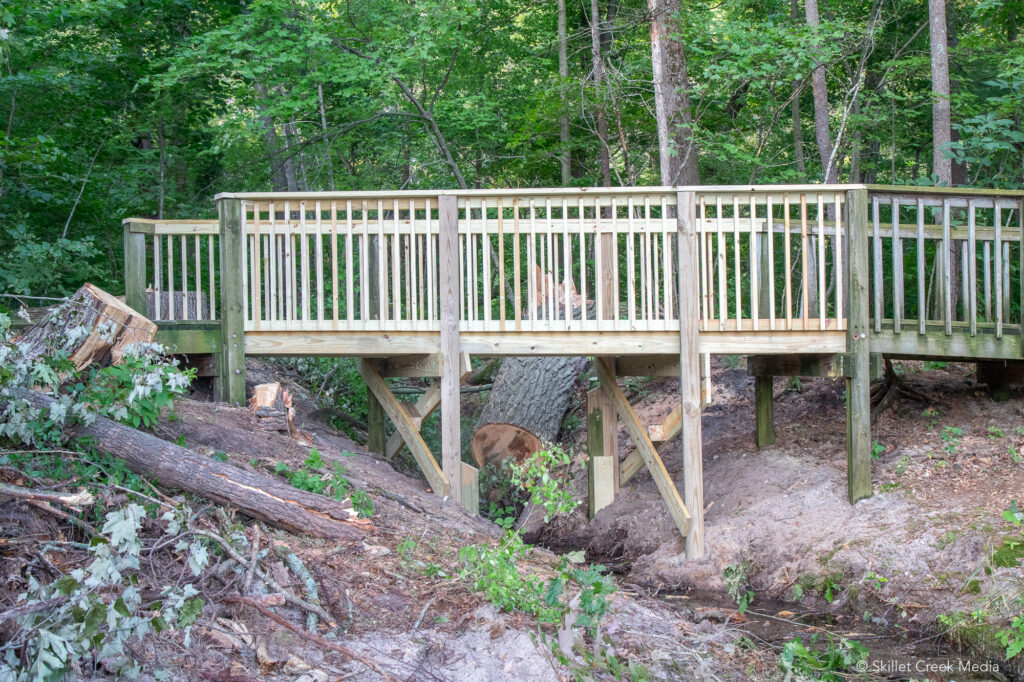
(594, 358), (691, 537)
(357, 359), (449, 497)
(619, 403), (681, 486)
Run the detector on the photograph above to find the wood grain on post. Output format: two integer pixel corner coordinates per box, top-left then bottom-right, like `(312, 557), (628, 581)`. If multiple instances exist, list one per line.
(218, 198), (246, 406)
(439, 194), (462, 506)
(846, 188), (872, 503)
(123, 222), (148, 314)
(676, 190), (705, 558)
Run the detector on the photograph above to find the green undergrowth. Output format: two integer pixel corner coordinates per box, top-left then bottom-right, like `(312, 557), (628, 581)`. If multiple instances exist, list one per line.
(272, 447), (374, 519)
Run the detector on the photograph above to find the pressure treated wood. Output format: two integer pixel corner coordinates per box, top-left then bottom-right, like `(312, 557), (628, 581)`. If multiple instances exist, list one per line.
(845, 189), (872, 503)
(587, 387), (616, 516)
(439, 195), (462, 505)
(218, 198), (246, 405)
(595, 351), (691, 538)
(754, 376), (774, 448)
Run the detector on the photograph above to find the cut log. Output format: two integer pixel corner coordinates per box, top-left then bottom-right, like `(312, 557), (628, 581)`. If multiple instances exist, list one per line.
(14, 283), (156, 370)
(471, 356), (585, 468)
(249, 382), (296, 435)
(9, 388), (365, 542)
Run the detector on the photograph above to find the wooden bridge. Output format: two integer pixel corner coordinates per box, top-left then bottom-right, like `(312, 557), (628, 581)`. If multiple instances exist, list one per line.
(122, 184), (1024, 558)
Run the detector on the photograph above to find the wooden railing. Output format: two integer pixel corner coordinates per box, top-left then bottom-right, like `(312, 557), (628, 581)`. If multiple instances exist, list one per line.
(866, 186), (1024, 340)
(204, 186), (856, 336)
(123, 219), (220, 321)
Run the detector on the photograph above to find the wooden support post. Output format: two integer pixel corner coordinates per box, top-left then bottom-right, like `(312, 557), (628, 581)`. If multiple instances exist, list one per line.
(754, 375), (774, 448)
(367, 391), (386, 455)
(677, 189), (704, 558)
(217, 198), (246, 406)
(439, 194), (463, 507)
(384, 382), (439, 459)
(595, 358), (691, 537)
(587, 387), (616, 516)
(846, 188), (872, 503)
(357, 359), (448, 496)
(461, 462), (480, 516)
(869, 353), (884, 382)
(123, 222), (147, 314)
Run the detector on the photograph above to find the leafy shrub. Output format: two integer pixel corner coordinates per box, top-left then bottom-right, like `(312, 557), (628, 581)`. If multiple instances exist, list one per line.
(779, 635), (869, 681)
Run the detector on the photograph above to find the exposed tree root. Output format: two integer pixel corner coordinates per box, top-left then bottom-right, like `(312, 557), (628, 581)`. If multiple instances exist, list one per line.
(871, 358), (935, 423)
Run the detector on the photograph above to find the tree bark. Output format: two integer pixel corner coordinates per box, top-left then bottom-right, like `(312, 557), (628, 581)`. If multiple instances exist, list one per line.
(648, 0), (700, 185)
(558, 0), (571, 186)
(472, 356), (585, 468)
(14, 284), (156, 370)
(11, 388), (365, 542)
(790, 0), (807, 179)
(590, 0), (611, 187)
(929, 0), (952, 185)
(254, 82), (292, 192)
(805, 0), (838, 184)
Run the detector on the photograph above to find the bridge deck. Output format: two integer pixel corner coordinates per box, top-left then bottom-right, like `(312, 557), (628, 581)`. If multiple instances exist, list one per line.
(122, 183), (1024, 558)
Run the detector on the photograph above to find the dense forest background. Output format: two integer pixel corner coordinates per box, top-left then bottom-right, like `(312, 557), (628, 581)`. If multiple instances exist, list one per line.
(0, 0), (1021, 298)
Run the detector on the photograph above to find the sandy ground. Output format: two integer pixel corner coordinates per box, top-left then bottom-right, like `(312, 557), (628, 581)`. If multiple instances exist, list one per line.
(539, 359), (1024, 642)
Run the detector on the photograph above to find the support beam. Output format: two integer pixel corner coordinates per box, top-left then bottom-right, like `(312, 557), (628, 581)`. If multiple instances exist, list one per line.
(384, 382), (439, 460)
(367, 391), (386, 455)
(439, 194), (462, 506)
(754, 376), (774, 448)
(747, 353), (846, 377)
(846, 188), (872, 503)
(595, 355), (691, 539)
(379, 352), (472, 378)
(676, 190), (705, 558)
(357, 359), (448, 497)
(217, 198), (246, 406)
(587, 387), (616, 516)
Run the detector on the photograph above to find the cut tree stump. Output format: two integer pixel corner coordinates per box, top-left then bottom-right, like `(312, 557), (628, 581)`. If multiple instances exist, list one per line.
(471, 356), (584, 468)
(14, 283), (156, 370)
(10, 388), (366, 542)
(249, 382), (297, 436)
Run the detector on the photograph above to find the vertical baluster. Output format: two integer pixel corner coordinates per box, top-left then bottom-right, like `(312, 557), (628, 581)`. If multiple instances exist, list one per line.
(208, 234), (216, 320)
(563, 199), (572, 330)
(268, 202), (277, 324)
(834, 192), (843, 326)
(375, 200), (385, 322)
(783, 195), (791, 329)
(596, 198), (604, 325)
(767, 196), (776, 329)
(331, 201), (339, 328)
(735, 196), (743, 328)
(817, 196), (826, 328)
(250, 206), (259, 328)
(195, 234), (203, 321)
(425, 199), (434, 324)
(392, 199), (401, 323)
(167, 235), (175, 321)
(359, 201), (368, 322)
(984, 239), (992, 323)
(479, 199), (488, 326)
(942, 199), (952, 335)
(405, 203), (413, 324)
(612, 198), (620, 321)
(315, 201), (324, 323)
(498, 198), (506, 331)
(580, 198), (589, 326)
(968, 199), (977, 335)
(799, 194), (808, 327)
(644, 197), (654, 324)
(548, 200), (556, 324)
(699, 197), (709, 328)
(750, 195), (759, 330)
(715, 197), (726, 331)
(917, 199), (926, 334)
(527, 199), (536, 330)
(180, 234), (188, 319)
(652, 206), (661, 323)
(512, 198), (521, 331)
(995, 205), (1003, 337)
(627, 197), (636, 327)
(410, 200), (419, 325)
(872, 195), (881, 332)
(891, 198), (902, 333)
(153, 234), (162, 319)
(662, 195), (672, 324)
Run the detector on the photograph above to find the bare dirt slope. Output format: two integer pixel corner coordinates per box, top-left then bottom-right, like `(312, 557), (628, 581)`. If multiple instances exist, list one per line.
(540, 360), (1024, 634)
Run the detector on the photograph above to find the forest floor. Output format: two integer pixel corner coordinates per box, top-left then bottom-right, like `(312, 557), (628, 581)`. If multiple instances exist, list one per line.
(3, 358), (1023, 680)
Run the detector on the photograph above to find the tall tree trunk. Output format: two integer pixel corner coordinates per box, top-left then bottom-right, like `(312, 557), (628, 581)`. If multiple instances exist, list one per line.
(805, 0), (838, 184)
(254, 82), (290, 192)
(790, 0), (807, 180)
(157, 120), (167, 219)
(317, 83), (335, 191)
(590, 0), (611, 187)
(929, 0), (952, 186)
(558, 0), (571, 186)
(648, 0), (700, 185)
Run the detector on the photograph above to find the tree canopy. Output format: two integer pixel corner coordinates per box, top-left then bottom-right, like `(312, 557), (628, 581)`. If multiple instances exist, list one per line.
(1, 0), (1021, 296)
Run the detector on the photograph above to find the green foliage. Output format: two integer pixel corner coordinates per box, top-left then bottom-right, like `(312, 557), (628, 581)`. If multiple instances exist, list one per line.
(507, 445), (579, 525)
(871, 440), (885, 459)
(723, 561), (754, 614)
(273, 447), (374, 518)
(941, 426), (964, 456)
(997, 616), (1024, 660)
(779, 635), (869, 681)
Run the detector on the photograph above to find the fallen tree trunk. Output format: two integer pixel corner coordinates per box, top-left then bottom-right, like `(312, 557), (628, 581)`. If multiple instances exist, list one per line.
(12, 388), (365, 542)
(471, 356), (585, 468)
